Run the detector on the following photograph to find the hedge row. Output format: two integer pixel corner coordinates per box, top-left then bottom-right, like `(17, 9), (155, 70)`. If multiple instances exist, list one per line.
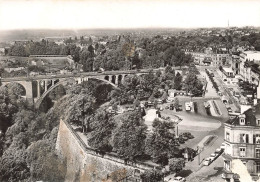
(205, 69), (219, 92)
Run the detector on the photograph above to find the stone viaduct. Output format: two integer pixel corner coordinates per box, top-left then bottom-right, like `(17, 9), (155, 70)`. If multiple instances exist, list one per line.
(0, 70), (152, 109)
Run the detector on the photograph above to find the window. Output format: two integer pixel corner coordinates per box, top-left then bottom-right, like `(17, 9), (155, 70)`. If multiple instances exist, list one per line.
(240, 134), (249, 143)
(240, 118), (245, 124)
(224, 160), (231, 171)
(257, 119), (260, 126)
(253, 134), (260, 144)
(240, 147), (246, 157)
(226, 132), (230, 141)
(256, 162), (260, 173)
(256, 149), (260, 158)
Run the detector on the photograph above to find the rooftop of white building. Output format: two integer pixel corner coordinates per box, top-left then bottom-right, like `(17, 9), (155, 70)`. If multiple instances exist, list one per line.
(243, 51), (260, 61)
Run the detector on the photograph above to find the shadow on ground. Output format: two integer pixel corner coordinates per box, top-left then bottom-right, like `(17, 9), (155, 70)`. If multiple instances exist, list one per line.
(204, 167), (224, 181)
(177, 169), (193, 178)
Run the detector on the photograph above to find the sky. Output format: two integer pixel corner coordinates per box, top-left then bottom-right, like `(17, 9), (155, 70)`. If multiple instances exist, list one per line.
(0, 0), (260, 30)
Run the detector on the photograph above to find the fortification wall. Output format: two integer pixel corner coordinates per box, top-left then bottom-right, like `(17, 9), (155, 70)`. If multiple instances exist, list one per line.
(56, 119), (156, 182)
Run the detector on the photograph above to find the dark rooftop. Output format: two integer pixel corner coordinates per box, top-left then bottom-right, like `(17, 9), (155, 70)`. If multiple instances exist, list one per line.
(225, 103), (260, 127)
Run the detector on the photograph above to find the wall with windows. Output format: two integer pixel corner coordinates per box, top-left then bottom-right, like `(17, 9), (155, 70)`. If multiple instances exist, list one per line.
(225, 126), (260, 158)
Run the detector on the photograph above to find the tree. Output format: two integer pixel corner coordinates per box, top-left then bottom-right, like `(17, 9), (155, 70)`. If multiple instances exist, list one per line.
(145, 119), (178, 165)
(174, 72), (182, 90)
(169, 158), (185, 173)
(9, 44), (28, 57)
(173, 97), (179, 110)
(112, 111), (147, 160)
(184, 72), (203, 96)
(140, 170), (163, 182)
(88, 110), (115, 152)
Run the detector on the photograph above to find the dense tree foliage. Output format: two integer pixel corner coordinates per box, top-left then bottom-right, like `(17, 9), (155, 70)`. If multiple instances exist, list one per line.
(145, 119), (179, 165)
(184, 72), (204, 96)
(88, 109), (115, 152)
(174, 72), (183, 90)
(112, 111), (147, 160)
(140, 170), (164, 182)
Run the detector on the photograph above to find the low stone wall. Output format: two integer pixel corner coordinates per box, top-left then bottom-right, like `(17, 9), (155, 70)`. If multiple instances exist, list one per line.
(56, 119), (158, 182)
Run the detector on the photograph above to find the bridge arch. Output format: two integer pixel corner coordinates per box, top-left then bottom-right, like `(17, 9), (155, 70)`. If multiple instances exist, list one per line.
(3, 82), (26, 97)
(35, 77), (118, 109)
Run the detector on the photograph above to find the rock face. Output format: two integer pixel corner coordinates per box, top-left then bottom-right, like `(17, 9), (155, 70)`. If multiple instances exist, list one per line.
(56, 119), (154, 182)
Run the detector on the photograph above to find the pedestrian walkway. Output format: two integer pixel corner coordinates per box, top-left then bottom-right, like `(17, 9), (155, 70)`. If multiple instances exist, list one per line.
(201, 70), (219, 98)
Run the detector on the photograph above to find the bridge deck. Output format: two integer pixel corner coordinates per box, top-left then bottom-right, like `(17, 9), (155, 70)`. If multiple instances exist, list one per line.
(1, 70), (152, 82)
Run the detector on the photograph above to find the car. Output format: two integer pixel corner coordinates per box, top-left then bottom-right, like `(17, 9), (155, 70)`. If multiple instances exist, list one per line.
(227, 107), (232, 113)
(185, 102), (191, 111)
(215, 148), (223, 153)
(215, 148), (223, 156)
(178, 138), (185, 144)
(209, 153), (217, 161)
(220, 143), (225, 150)
(165, 106), (169, 110)
(218, 91), (223, 96)
(157, 99), (163, 104)
(203, 157), (212, 166)
(172, 176), (186, 182)
(180, 135), (189, 141)
(182, 132), (194, 139)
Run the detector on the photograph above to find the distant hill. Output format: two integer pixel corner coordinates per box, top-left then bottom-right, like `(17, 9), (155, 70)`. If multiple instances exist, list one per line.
(0, 28), (188, 42)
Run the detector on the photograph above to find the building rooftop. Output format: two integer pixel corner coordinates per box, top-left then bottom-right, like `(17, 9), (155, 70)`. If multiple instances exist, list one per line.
(225, 103), (260, 126)
(223, 67), (233, 73)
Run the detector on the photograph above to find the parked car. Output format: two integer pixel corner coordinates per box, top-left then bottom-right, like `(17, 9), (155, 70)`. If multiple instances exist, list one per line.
(180, 135), (189, 141)
(227, 107), (232, 113)
(220, 143), (225, 150)
(172, 176), (186, 182)
(178, 138), (185, 144)
(218, 91), (223, 96)
(182, 132), (194, 139)
(165, 106), (169, 110)
(215, 148), (223, 156)
(185, 102), (191, 111)
(203, 157), (212, 166)
(209, 153), (217, 161)
(170, 104), (174, 110)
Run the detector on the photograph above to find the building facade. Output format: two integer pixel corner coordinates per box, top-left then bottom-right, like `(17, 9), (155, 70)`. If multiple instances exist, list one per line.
(222, 103), (260, 182)
(239, 51), (260, 82)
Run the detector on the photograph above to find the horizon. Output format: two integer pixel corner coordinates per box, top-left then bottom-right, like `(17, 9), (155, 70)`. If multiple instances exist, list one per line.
(0, 0), (260, 31)
(0, 25), (259, 32)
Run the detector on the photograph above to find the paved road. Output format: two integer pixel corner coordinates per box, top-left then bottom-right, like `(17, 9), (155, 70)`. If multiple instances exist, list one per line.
(214, 69), (240, 111)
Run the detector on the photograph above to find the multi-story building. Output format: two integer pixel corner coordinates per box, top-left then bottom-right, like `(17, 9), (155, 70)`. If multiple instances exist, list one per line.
(239, 51), (260, 81)
(222, 100), (260, 182)
(184, 51), (206, 65)
(211, 53), (230, 67)
(185, 50), (230, 67)
(231, 55), (240, 75)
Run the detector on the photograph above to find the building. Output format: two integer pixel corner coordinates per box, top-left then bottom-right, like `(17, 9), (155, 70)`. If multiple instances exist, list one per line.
(211, 53), (230, 67)
(239, 51), (260, 79)
(231, 55), (240, 75)
(184, 50), (206, 65)
(223, 67), (234, 78)
(222, 100), (260, 182)
(185, 49), (230, 67)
